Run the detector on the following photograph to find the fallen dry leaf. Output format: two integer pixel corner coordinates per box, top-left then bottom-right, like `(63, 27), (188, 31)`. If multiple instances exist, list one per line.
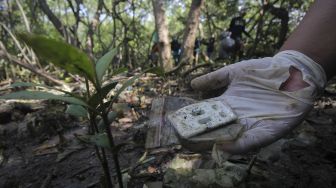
(121, 123), (133, 130)
(147, 166), (157, 174)
(118, 117), (133, 124)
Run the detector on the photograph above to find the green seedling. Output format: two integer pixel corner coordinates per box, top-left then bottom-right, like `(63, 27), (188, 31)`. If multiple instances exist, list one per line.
(0, 33), (164, 188)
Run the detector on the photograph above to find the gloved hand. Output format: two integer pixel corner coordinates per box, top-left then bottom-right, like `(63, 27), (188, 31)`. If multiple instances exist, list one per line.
(191, 50), (327, 154)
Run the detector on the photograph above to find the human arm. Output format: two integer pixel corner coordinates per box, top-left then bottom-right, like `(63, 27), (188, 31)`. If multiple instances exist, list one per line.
(190, 0), (334, 154)
(280, 0), (336, 79)
(243, 29), (252, 39)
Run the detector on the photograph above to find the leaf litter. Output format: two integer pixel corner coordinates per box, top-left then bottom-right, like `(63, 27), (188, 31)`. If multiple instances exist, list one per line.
(0, 76), (336, 188)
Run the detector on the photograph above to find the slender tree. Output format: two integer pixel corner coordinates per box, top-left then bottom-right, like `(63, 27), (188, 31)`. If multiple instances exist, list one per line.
(152, 0), (173, 71)
(179, 0), (205, 65)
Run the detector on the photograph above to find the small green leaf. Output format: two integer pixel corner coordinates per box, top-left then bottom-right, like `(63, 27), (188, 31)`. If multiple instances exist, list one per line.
(17, 33), (96, 83)
(111, 76), (138, 103)
(107, 111), (118, 121)
(0, 91), (88, 106)
(10, 82), (75, 97)
(98, 111), (117, 131)
(89, 133), (110, 148)
(65, 104), (88, 117)
(88, 81), (118, 108)
(96, 49), (118, 84)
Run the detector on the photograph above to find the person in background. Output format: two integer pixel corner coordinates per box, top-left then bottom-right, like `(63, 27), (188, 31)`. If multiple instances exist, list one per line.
(228, 10), (251, 58)
(204, 36), (215, 59)
(171, 37), (181, 66)
(218, 31), (236, 60)
(193, 37), (202, 66)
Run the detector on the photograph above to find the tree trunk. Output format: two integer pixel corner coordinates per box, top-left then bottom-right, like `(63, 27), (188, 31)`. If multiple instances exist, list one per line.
(262, 2), (289, 48)
(152, 0), (173, 71)
(204, 2), (213, 36)
(180, 0), (205, 65)
(269, 6), (289, 48)
(86, 0), (104, 59)
(38, 0), (67, 38)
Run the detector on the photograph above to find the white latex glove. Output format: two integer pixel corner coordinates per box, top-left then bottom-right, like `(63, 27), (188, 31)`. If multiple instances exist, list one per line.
(191, 50), (327, 154)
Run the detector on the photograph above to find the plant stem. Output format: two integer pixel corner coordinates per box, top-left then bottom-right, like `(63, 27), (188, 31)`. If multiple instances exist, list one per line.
(101, 110), (124, 188)
(95, 79), (123, 188)
(89, 113), (114, 188)
(100, 147), (114, 188)
(85, 77), (114, 187)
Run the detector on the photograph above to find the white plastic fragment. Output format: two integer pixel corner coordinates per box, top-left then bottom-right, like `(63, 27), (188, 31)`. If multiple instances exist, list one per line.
(168, 100), (237, 139)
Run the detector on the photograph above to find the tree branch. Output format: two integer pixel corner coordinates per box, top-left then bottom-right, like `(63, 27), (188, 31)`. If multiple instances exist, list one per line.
(38, 0), (66, 37)
(38, 0), (78, 46)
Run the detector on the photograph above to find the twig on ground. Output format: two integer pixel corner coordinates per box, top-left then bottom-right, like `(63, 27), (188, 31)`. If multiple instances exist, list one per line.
(181, 63), (212, 78)
(40, 168), (57, 188)
(247, 154), (257, 174)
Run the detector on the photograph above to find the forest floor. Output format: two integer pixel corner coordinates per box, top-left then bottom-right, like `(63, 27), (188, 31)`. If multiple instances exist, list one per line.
(0, 75), (336, 188)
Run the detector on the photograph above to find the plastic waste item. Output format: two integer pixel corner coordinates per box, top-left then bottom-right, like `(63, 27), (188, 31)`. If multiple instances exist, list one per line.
(168, 100), (237, 139)
(221, 36), (235, 49)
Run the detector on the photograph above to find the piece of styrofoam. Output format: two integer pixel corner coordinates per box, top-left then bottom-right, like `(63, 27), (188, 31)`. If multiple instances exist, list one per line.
(168, 100), (237, 139)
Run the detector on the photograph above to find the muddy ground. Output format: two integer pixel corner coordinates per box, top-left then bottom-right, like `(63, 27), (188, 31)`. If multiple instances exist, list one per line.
(0, 77), (336, 188)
